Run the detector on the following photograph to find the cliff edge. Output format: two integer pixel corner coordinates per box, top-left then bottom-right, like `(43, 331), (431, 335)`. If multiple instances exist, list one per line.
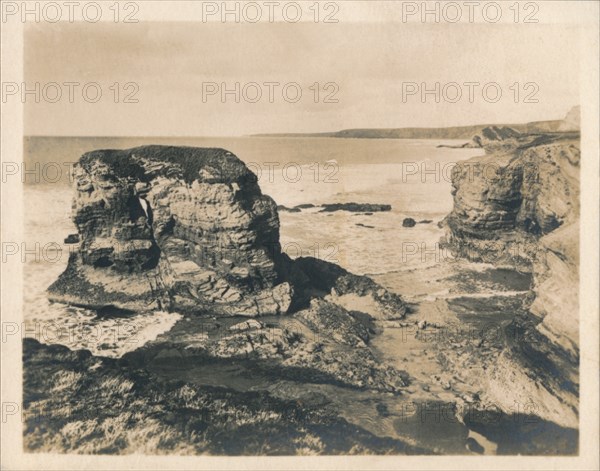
(442, 115), (580, 427)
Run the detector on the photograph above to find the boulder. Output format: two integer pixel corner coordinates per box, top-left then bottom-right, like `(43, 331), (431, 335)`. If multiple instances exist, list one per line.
(64, 234), (79, 244)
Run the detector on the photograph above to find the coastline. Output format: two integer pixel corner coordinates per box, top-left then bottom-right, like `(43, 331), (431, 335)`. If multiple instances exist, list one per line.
(22, 123), (580, 454)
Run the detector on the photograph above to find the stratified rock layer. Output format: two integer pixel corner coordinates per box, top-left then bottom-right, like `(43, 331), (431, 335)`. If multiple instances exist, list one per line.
(442, 126), (580, 428)
(48, 146), (407, 320)
(444, 134), (579, 270)
(49, 146), (292, 315)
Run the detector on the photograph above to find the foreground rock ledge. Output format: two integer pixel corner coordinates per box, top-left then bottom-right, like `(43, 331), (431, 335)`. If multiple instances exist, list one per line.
(48, 145), (406, 320)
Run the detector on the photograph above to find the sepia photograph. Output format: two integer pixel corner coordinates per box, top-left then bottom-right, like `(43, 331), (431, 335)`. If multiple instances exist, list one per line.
(1, 1), (599, 469)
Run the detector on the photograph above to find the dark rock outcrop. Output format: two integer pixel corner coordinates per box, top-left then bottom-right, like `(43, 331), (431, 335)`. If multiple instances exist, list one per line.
(48, 146), (406, 321)
(64, 234), (79, 244)
(278, 202), (392, 214)
(277, 204), (317, 213)
(277, 205), (301, 213)
(291, 257), (407, 320)
(402, 218), (416, 227)
(469, 126), (522, 150)
(319, 203), (391, 213)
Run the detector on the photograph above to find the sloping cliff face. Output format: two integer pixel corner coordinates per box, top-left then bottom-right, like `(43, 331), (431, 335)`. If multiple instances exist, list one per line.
(48, 146), (406, 320)
(443, 128), (580, 428)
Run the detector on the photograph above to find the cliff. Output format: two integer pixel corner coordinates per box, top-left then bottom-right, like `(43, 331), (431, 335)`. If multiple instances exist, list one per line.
(252, 119), (565, 140)
(444, 132), (580, 269)
(442, 120), (580, 428)
(48, 145), (406, 320)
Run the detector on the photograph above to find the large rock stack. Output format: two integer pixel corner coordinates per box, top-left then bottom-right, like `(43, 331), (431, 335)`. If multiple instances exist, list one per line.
(48, 145), (407, 321)
(49, 146), (293, 316)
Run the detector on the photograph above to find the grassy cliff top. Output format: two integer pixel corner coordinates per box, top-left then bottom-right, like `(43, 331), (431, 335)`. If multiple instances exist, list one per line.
(79, 146), (256, 185)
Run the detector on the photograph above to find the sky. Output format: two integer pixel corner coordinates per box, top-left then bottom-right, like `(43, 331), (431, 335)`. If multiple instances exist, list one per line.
(24, 19), (583, 136)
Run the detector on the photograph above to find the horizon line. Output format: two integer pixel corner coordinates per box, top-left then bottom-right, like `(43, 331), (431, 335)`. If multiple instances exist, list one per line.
(23, 106), (578, 139)
(22, 118), (567, 140)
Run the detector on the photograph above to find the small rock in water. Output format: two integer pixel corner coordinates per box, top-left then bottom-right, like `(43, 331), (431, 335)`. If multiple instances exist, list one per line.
(402, 217), (417, 227)
(64, 234), (79, 244)
(465, 437), (485, 454)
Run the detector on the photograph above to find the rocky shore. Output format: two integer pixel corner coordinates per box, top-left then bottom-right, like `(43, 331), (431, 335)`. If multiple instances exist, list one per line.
(29, 114), (581, 453)
(23, 338), (425, 455)
(48, 146), (405, 320)
(43, 145), (411, 406)
(440, 115), (580, 428)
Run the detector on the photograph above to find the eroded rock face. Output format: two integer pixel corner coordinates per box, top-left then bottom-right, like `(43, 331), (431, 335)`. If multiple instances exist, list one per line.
(470, 126), (522, 151)
(443, 133), (580, 269)
(49, 146), (292, 316)
(48, 146), (407, 322)
(442, 129), (580, 428)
